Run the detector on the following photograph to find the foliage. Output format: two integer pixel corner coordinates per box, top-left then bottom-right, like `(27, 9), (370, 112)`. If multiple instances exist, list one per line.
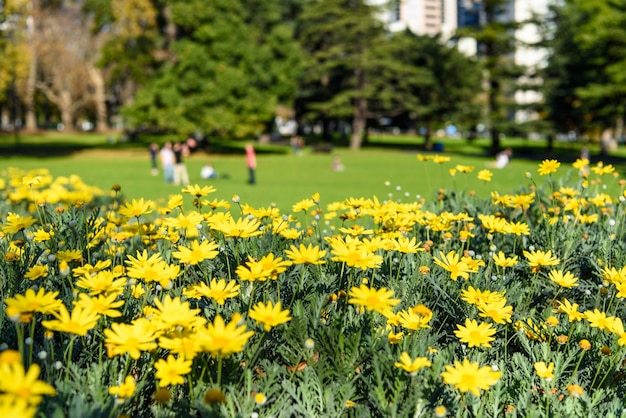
(456, 0), (526, 153)
(372, 31), (483, 148)
(121, 0), (303, 139)
(296, 0), (386, 149)
(2, 155), (626, 417)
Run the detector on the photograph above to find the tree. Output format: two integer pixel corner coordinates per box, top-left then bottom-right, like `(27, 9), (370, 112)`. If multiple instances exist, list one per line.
(297, 0), (386, 149)
(540, 0), (626, 150)
(86, 0), (161, 118)
(457, 0), (525, 153)
(570, 0), (626, 145)
(371, 31), (482, 149)
(122, 0), (303, 139)
(35, 4), (102, 131)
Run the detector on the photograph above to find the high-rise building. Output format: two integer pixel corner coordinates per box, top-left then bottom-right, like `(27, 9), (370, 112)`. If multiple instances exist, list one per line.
(375, 0), (549, 123)
(374, 0), (458, 37)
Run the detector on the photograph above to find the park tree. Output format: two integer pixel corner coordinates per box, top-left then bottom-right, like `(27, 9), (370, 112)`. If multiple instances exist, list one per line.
(569, 0), (626, 145)
(458, 0), (525, 154)
(122, 0), (303, 139)
(85, 0), (161, 115)
(0, 0), (38, 131)
(371, 31), (482, 149)
(297, 0), (386, 149)
(34, 3), (107, 131)
(540, 0), (626, 151)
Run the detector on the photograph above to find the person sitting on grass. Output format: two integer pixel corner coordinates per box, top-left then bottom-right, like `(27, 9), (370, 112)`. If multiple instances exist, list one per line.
(201, 163), (218, 179)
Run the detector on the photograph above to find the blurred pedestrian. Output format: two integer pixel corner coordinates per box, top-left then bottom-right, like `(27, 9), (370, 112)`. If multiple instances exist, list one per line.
(159, 142), (175, 183)
(332, 155), (345, 172)
(494, 148), (512, 169)
(149, 143), (159, 176)
(201, 162), (218, 179)
(173, 142), (190, 186)
(245, 143), (257, 184)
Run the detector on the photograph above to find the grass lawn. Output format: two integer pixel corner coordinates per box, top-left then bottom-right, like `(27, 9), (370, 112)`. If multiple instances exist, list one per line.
(2, 132), (625, 210)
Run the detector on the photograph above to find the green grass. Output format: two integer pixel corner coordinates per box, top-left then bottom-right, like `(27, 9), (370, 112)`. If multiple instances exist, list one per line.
(2, 132), (625, 210)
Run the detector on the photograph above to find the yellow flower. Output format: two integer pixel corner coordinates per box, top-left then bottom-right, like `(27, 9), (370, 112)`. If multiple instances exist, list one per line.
(0, 396), (36, 417)
(74, 293), (124, 318)
(75, 269), (126, 296)
(0, 350), (21, 365)
(348, 284), (400, 314)
(394, 352), (431, 375)
(330, 238), (382, 270)
(4, 288), (63, 317)
(249, 301), (292, 332)
(292, 198), (315, 213)
(534, 361), (554, 381)
(393, 236), (423, 254)
(434, 405), (447, 417)
(523, 249), (560, 272)
(387, 331), (404, 344)
(548, 269), (578, 288)
(212, 217), (263, 238)
(433, 250), (472, 281)
(109, 376), (136, 401)
(397, 307), (432, 331)
(579, 339), (591, 350)
(196, 314), (254, 357)
(254, 392), (267, 405)
(591, 162), (615, 175)
(182, 184), (216, 197)
(171, 239), (219, 265)
(492, 251), (518, 268)
(584, 309), (619, 333)
(151, 295), (205, 332)
(183, 278), (240, 305)
(441, 358), (501, 396)
(167, 194), (184, 209)
(477, 169), (493, 182)
(460, 286), (504, 306)
(554, 299), (584, 322)
(2, 212), (37, 234)
(454, 318), (497, 348)
(104, 318), (158, 359)
(164, 212), (204, 237)
(0, 362), (56, 405)
(56, 249), (82, 262)
(573, 158), (589, 171)
(118, 198), (154, 219)
(41, 304), (100, 336)
(285, 243), (327, 265)
(154, 355), (192, 387)
(567, 384), (584, 397)
(537, 159), (560, 176)
(477, 299), (513, 324)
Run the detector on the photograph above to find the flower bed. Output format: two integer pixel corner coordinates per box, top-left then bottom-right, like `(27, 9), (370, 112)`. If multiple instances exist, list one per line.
(1, 157), (625, 417)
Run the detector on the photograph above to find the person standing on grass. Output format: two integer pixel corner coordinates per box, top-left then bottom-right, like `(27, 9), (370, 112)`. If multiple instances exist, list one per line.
(173, 141), (190, 186)
(160, 142), (175, 183)
(149, 143), (159, 176)
(245, 143), (257, 185)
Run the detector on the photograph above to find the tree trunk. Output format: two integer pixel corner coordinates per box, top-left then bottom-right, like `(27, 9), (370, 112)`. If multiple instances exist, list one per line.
(24, 4), (39, 132)
(350, 67), (366, 150)
(24, 53), (38, 131)
(484, 3), (501, 156)
(88, 65), (108, 132)
(423, 123), (432, 150)
(59, 90), (74, 131)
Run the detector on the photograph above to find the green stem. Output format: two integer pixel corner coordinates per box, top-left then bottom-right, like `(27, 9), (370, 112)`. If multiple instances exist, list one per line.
(289, 267), (306, 310)
(568, 350), (586, 384)
(217, 356), (223, 387)
(590, 356), (606, 389)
